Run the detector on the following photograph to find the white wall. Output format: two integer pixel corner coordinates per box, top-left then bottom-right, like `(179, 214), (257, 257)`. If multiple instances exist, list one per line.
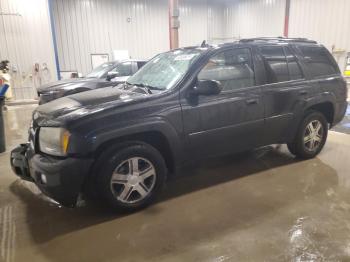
(223, 0), (286, 40)
(179, 0), (225, 47)
(52, 0), (170, 75)
(223, 0), (350, 71)
(289, 0), (350, 72)
(53, 0), (226, 75)
(4, 0), (348, 91)
(0, 0), (57, 98)
(179, 0), (209, 47)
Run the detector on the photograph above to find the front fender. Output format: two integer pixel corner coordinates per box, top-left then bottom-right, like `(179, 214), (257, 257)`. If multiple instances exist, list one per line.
(69, 117), (185, 166)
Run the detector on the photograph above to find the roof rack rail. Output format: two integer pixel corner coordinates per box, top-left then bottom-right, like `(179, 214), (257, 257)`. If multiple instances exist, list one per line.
(239, 37), (317, 44)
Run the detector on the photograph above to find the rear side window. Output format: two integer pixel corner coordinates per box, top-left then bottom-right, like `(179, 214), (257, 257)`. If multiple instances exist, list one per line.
(259, 46), (289, 83)
(299, 46), (339, 77)
(198, 48), (255, 91)
(284, 47), (304, 80)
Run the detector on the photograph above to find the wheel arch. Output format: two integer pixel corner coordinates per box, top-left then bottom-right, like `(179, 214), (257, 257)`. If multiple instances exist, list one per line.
(287, 98), (336, 142)
(306, 101), (335, 126)
(93, 130), (176, 174)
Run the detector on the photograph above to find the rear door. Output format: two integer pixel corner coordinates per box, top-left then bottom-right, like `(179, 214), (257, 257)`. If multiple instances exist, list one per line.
(180, 47), (265, 158)
(259, 45), (314, 144)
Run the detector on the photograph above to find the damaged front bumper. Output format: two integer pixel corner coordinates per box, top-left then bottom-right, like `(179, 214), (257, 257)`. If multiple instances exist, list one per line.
(10, 143), (33, 182)
(10, 143), (93, 207)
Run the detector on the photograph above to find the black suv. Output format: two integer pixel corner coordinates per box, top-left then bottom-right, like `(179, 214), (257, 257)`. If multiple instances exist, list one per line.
(11, 38), (347, 211)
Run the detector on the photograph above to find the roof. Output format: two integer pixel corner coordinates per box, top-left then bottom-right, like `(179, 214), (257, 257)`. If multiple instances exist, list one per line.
(238, 37), (318, 44)
(178, 37), (319, 52)
(111, 59), (148, 64)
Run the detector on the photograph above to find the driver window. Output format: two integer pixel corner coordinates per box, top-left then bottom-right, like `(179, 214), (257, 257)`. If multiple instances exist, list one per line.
(198, 48), (255, 91)
(111, 62), (133, 76)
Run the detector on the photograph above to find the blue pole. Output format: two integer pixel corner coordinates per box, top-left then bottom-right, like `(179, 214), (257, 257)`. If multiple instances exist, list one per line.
(0, 84), (9, 97)
(47, 0), (61, 80)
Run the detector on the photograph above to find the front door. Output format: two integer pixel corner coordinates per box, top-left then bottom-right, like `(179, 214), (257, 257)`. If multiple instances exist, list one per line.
(180, 47), (265, 159)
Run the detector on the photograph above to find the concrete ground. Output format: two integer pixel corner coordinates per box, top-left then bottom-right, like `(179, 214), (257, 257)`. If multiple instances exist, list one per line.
(1, 104), (350, 262)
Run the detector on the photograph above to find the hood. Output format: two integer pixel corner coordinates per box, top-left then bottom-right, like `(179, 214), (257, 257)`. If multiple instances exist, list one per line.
(37, 78), (104, 93)
(34, 86), (148, 126)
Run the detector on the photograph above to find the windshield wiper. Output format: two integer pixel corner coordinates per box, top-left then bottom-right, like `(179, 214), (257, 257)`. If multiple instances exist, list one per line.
(122, 81), (151, 94)
(128, 82), (162, 90)
(128, 82), (164, 94)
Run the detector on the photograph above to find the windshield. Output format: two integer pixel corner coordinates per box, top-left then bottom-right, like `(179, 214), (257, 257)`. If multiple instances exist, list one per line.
(86, 62), (115, 78)
(127, 49), (203, 90)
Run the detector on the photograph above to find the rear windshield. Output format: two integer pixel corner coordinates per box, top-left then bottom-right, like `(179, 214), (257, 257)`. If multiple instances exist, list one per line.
(299, 46), (340, 77)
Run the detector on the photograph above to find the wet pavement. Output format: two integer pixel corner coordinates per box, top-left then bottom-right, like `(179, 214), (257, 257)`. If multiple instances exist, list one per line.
(0, 105), (350, 262)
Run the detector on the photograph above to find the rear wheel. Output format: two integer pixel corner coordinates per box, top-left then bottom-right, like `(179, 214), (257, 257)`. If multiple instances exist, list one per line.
(95, 143), (167, 211)
(287, 111), (328, 159)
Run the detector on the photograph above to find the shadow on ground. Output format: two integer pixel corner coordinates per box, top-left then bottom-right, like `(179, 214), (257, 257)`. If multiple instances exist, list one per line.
(10, 145), (336, 236)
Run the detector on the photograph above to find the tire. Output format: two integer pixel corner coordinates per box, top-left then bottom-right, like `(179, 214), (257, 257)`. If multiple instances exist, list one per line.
(287, 143), (297, 155)
(95, 143), (167, 211)
(287, 110), (328, 159)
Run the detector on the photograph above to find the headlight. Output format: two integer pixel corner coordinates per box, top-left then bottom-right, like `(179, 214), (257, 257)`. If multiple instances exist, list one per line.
(39, 127), (71, 156)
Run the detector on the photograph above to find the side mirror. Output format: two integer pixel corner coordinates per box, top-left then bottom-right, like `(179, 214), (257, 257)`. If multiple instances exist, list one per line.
(191, 79), (222, 96)
(106, 71), (120, 81)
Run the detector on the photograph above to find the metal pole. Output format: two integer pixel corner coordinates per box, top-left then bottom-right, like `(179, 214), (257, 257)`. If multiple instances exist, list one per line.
(284, 0), (291, 37)
(169, 0), (179, 50)
(48, 0), (61, 80)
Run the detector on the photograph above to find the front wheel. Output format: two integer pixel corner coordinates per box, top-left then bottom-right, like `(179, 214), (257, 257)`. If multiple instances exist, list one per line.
(95, 143), (167, 211)
(287, 111), (328, 159)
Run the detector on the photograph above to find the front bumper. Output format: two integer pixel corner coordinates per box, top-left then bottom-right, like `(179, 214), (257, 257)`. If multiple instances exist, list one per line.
(11, 144), (93, 207)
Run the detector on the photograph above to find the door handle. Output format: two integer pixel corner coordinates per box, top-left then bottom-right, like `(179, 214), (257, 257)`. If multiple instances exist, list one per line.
(246, 99), (258, 105)
(299, 90), (308, 95)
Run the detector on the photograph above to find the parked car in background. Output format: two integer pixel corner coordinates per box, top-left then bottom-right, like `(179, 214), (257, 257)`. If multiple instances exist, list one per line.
(37, 59), (147, 104)
(11, 38), (347, 211)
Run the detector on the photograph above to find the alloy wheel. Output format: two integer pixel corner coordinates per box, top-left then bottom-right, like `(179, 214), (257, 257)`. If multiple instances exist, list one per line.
(303, 120), (324, 152)
(110, 157), (156, 204)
